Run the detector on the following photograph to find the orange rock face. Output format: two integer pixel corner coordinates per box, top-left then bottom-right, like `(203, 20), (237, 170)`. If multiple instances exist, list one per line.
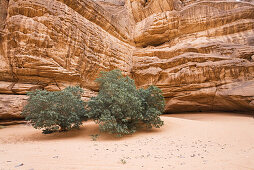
(131, 0), (254, 112)
(0, 0), (253, 119)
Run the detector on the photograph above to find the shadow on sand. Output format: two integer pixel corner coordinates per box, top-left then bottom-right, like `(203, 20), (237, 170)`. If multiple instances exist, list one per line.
(0, 120), (165, 143)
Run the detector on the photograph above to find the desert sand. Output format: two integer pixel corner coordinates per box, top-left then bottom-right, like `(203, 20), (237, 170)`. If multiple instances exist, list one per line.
(0, 113), (254, 170)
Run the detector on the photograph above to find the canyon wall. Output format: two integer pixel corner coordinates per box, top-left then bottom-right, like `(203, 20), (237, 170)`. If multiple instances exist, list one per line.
(0, 0), (253, 119)
(0, 0), (134, 119)
(130, 0), (254, 112)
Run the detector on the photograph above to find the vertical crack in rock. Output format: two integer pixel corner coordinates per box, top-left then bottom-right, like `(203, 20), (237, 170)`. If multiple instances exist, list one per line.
(54, 79), (62, 91)
(211, 85), (218, 111)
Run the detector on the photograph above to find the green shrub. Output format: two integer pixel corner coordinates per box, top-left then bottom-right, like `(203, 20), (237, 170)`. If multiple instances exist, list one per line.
(87, 70), (164, 137)
(22, 86), (86, 134)
(138, 86), (165, 129)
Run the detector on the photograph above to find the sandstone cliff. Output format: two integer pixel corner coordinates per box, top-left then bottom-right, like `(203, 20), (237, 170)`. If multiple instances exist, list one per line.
(130, 0), (254, 112)
(0, 0), (253, 119)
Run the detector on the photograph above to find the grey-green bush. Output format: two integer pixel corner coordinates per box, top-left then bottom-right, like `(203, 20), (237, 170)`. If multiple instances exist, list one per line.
(22, 86), (86, 134)
(87, 70), (164, 137)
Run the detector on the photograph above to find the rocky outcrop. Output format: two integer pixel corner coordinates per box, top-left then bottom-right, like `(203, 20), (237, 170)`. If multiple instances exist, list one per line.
(0, 0), (133, 119)
(2, 0), (133, 89)
(0, 0), (254, 119)
(0, 95), (28, 120)
(131, 0), (254, 112)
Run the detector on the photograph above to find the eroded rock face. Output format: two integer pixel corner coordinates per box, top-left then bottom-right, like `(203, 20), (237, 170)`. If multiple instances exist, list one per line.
(131, 0), (254, 112)
(0, 0), (253, 119)
(5, 0), (134, 89)
(0, 95), (28, 120)
(0, 0), (134, 119)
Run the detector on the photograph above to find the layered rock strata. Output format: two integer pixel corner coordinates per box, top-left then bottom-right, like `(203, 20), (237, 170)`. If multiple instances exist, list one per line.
(131, 0), (254, 112)
(0, 0), (133, 119)
(0, 0), (253, 119)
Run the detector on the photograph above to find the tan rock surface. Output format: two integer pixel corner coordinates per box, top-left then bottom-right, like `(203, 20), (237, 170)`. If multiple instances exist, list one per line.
(0, 0), (254, 119)
(0, 95), (28, 120)
(0, 0), (134, 119)
(131, 0), (254, 112)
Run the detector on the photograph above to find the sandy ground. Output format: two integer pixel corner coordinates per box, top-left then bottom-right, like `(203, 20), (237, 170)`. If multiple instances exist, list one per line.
(0, 113), (254, 170)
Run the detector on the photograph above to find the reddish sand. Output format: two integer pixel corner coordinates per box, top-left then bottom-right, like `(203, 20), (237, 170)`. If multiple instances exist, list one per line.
(0, 113), (254, 170)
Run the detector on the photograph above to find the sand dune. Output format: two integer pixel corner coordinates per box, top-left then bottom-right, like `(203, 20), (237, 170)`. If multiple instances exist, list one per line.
(0, 113), (254, 170)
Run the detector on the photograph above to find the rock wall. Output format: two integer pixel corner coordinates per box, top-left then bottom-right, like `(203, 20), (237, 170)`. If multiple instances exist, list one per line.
(0, 0), (253, 119)
(0, 0), (134, 119)
(131, 0), (254, 112)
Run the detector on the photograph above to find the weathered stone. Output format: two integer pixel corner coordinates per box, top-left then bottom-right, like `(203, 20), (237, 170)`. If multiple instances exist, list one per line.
(2, 0), (134, 87)
(0, 0), (254, 119)
(130, 0), (254, 113)
(133, 1), (254, 47)
(0, 81), (43, 94)
(0, 95), (28, 120)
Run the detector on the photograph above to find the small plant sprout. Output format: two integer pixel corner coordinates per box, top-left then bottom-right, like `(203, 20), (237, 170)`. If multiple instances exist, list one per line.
(90, 134), (100, 141)
(120, 158), (126, 164)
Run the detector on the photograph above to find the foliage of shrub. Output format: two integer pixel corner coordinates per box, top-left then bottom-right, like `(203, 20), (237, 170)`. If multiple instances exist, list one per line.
(22, 86), (86, 134)
(87, 70), (164, 137)
(138, 86), (165, 128)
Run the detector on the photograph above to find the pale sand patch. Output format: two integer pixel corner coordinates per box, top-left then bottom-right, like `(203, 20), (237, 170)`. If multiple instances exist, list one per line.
(0, 113), (254, 170)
